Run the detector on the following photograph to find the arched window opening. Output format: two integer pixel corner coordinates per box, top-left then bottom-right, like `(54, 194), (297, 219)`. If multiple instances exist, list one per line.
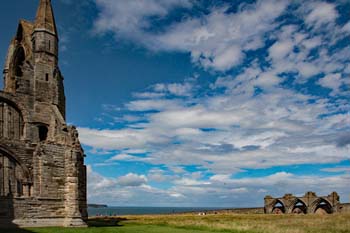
(45, 73), (49, 81)
(16, 25), (23, 43)
(292, 200), (307, 214)
(315, 200), (332, 215)
(13, 47), (25, 77)
(0, 151), (27, 197)
(38, 125), (48, 142)
(0, 100), (24, 140)
(17, 180), (23, 196)
(272, 201), (285, 214)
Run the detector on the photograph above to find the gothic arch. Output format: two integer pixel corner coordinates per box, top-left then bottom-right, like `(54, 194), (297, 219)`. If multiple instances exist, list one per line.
(16, 24), (24, 43)
(11, 46), (25, 77)
(0, 146), (30, 179)
(271, 199), (286, 214)
(311, 198), (333, 214)
(0, 97), (25, 140)
(289, 198), (307, 214)
(0, 147), (31, 197)
(0, 94), (29, 123)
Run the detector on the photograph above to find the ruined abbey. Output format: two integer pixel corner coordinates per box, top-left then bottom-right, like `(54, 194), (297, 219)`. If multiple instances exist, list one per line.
(264, 192), (347, 214)
(0, 0), (87, 227)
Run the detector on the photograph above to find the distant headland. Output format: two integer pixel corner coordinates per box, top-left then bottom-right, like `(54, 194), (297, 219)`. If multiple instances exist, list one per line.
(88, 204), (108, 208)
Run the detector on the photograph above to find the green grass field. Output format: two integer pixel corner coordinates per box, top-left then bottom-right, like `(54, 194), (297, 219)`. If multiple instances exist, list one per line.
(3, 213), (350, 233)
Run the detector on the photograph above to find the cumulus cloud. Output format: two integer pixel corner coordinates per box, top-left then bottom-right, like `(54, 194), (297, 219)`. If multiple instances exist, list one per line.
(80, 78), (350, 174)
(304, 1), (339, 28)
(94, 0), (289, 71)
(78, 127), (171, 150)
(93, 0), (192, 37)
(109, 154), (151, 162)
(85, 0), (350, 206)
(269, 40), (294, 60)
(336, 134), (350, 148)
(116, 173), (148, 187)
(88, 165), (350, 206)
(93, 0), (349, 77)
(156, 0), (289, 71)
(126, 99), (182, 111)
(87, 166), (185, 206)
(318, 73), (343, 95)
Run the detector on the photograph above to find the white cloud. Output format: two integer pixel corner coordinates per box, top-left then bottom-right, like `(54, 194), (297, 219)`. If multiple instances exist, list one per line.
(269, 40), (294, 60)
(88, 165), (350, 206)
(148, 168), (172, 182)
(126, 99), (182, 111)
(116, 173), (148, 187)
(156, 0), (289, 71)
(133, 92), (165, 99)
(94, 0), (289, 71)
(78, 127), (170, 150)
(87, 166), (186, 206)
(79, 78), (350, 174)
(109, 154), (151, 162)
(297, 63), (320, 79)
(152, 82), (194, 97)
(93, 0), (192, 37)
(304, 2), (339, 28)
(302, 37), (322, 49)
(174, 178), (211, 186)
(149, 106), (242, 129)
(321, 167), (350, 173)
(210, 46), (245, 72)
(342, 22), (350, 33)
(85, 0), (350, 206)
(318, 73), (342, 95)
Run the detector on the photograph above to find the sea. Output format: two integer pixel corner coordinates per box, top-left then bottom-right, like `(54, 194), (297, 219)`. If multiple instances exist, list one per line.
(88, 206), (226, 216)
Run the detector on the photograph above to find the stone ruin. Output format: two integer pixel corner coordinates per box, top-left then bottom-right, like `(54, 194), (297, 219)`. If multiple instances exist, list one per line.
(0, 0), (87, 227)
(264, 191), (340, 214)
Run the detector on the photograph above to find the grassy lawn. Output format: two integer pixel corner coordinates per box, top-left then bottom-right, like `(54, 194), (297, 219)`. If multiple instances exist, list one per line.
(2, 213), (350, 233)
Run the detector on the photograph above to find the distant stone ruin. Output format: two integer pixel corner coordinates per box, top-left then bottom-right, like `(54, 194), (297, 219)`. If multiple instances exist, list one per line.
(264, 192), (340, 214)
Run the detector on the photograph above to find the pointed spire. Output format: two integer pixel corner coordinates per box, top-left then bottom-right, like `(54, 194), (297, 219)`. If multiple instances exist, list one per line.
(34, 0), (58, 36)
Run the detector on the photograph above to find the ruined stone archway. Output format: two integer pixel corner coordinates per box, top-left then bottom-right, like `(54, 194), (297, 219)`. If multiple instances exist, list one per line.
(0, 98), (24, 140)
(0, 148), (31, 198)
(290, 199), (307, 214)
(312, 198), (333, 214)
(0, 147), (31, 224)
(12, 47), (25, 78)
(271, 199), (286, 214)
(265, 192), (340, 214)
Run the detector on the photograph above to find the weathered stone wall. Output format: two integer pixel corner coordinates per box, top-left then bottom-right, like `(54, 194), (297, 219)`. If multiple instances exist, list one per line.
(339, 203), (350, 213)
(264, 192), (341, 214)
(0, 0), (86, 228)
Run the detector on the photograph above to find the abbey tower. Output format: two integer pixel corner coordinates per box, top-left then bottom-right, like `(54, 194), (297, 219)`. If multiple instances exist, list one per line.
(0, 0), (87, 227)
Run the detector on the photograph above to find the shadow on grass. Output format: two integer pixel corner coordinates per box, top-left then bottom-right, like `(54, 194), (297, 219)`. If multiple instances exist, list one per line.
(0, 228), (35, 233)
(0, 195), (34, 233)
(87, 217), (129, 227)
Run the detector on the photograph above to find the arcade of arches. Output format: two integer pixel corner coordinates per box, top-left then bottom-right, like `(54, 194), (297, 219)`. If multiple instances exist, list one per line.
(264, 192), (341, 214)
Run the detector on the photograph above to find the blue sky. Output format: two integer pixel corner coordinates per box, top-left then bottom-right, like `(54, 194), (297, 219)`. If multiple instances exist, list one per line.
(1, 0), (350, 207)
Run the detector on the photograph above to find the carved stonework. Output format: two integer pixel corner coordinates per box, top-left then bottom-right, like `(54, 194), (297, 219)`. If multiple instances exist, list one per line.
(0, 0), (86, 228)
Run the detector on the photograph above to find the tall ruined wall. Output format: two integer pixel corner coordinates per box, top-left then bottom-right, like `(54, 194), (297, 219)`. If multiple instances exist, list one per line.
(0, 0), (86, 228)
